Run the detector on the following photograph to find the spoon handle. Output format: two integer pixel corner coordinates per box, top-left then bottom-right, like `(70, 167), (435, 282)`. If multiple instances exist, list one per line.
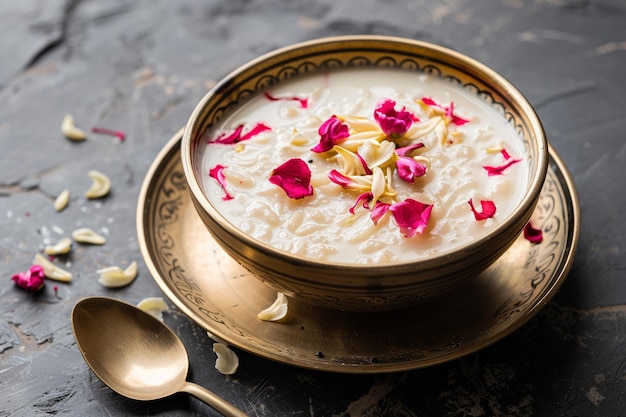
(181, 382), (249, 417)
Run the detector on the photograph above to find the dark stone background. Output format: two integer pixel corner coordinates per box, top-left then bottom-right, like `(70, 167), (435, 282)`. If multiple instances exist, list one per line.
(1, 0), (625, 416)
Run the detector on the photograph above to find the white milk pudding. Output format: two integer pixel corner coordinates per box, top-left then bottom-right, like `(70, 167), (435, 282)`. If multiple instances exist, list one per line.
(200, 68), (528, 264)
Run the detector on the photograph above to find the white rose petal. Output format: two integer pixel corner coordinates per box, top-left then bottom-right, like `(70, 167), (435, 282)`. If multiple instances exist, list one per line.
(136, 297), (168, 321)
(72, 227), (106, 245)
(97, 261), (138, 288)
(33, 253), (72, 282)
(213, 342), (239, 375)
(61, 114), (87, 141)
(43, 237), (72, 255)
(257, 292), (288, 322)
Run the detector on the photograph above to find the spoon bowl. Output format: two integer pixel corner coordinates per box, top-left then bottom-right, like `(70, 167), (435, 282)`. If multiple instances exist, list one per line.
(71, 297), (247, 417)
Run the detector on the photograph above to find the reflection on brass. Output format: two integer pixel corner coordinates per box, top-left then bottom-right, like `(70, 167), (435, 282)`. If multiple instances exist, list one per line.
(136, 133), (579, 373)
(181, 36), (550, 311)
(71, 297), (247, 416)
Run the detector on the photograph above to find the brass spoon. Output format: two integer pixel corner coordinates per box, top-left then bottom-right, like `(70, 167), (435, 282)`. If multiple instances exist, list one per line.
(71, 296), (247, 417)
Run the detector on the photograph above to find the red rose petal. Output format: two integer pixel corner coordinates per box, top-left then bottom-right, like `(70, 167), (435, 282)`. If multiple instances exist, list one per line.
(524, 222), (543, 243)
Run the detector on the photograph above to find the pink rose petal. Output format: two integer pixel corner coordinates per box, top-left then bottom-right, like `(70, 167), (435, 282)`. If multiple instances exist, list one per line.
(373, 98), (416, 139)
(356, 152), (373, 175)
(468, 199), (497, 220)
(208, 164), (234, 201)
(269, 158), (314, 199)
(524, 222), (543, 243)
(395, 143), (425, 157)
(91, 126), (126, 142)
(483, 158), (522, 176)
(328, 169), (354, 188)
(312, 116), (349, 153)
(209, 122), (271, 145)
(421, 97), (470, 126)
(390, 199), (433, 238)
(370, 201), (391, 225)
(349, 192), (373, 214)
(11, 264), (45, 292)
(264, 92), (309, 109)
(396, 157), (427, 183)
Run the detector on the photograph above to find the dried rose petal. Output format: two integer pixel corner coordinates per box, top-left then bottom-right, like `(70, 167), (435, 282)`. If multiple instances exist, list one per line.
(311, 116), (349, 153)
(421, 97), (469, 126)
(524, 222), (543, 243)
(501, 148), (512, 160)
(11, 264), (45, 292)
(483, 158), (522, 176)
(269, 158), (313, 199)
(396, 157), (427, 183)
(370, 201), (391, 225)
(208, 164), (234, 201)
(264, 92), (309, 109)
(91, 126), (126, 141)
(373, 98), (415, 139)
(390, 199), (433, 238)
(468, 199), (497, 220)
(209, 122), (271, 145)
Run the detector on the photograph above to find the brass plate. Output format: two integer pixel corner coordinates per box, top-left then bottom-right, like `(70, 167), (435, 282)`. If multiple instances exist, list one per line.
(137, 129), (580, 374)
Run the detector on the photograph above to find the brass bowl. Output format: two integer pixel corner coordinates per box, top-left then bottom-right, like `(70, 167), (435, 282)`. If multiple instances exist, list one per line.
(181, 35), (549, 312)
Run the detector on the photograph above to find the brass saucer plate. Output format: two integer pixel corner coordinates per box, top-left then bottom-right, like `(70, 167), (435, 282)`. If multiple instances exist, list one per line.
(137, 131), (580, 374)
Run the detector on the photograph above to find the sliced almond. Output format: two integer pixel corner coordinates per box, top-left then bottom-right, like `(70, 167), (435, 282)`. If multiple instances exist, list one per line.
(61, 114), (87, 141)
(97, 261), (137, 287)
(43, 237), (72, 255)
(84, 170), (111, 199)
(53, 189), (70, 212)
(33, 253), (72, 282)
(213, 342), (239, 375)
(257, 292), (288, 322)
(136, 297), (168, 321)
(72, 227), (106, 245)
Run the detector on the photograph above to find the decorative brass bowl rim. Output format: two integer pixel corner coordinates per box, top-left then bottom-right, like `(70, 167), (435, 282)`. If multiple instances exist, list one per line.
(181, 34), (549, 273)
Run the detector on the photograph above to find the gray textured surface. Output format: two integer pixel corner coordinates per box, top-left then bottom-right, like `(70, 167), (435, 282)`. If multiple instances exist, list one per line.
(1, 0), (625, 416)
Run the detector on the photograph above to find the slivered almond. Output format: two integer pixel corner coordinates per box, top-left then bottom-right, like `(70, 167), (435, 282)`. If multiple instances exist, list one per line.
(43, 237), (72, 255)
(33, 253), (72, 282)
(97, 261), (137, 287)
(61, 114), (87, 141)
(84, 170), (111, 199)
(257, 292), (288, 321)
(72, 227), (106, 244)
(53, 189), (70, 212)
